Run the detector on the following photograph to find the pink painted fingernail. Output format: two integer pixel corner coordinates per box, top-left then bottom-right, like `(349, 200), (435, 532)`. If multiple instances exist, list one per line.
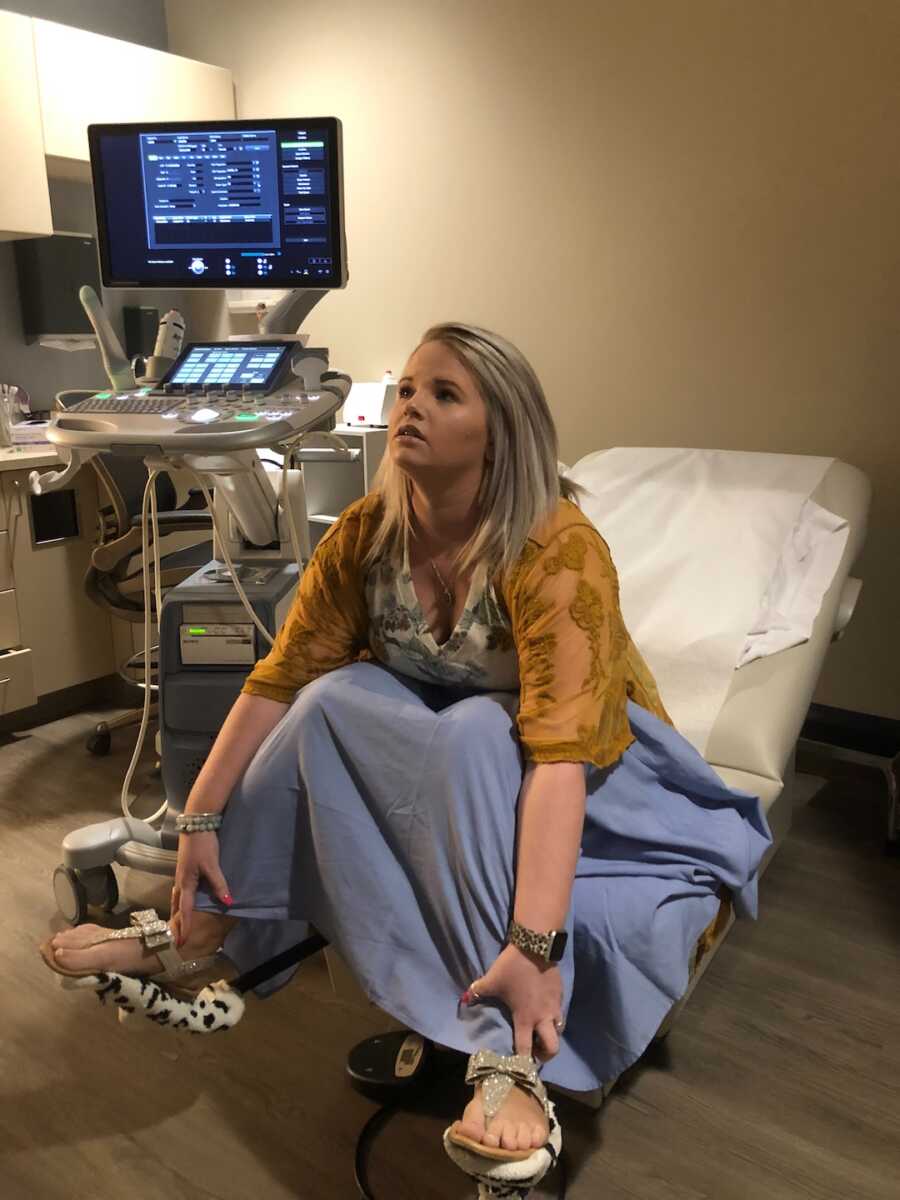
(222, 894), (233, 906)
(459, 989), (472, 1006)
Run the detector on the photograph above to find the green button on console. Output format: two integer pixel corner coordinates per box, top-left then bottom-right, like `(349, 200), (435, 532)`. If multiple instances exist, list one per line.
(235, 412), (260, 421)
(95, 391), (112, 399)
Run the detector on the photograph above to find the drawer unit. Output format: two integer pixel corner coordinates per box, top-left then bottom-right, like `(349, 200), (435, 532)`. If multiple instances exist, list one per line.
(0, 647), (36, 715)
(0, 531), (11, 591)
(0, 588), (21, 650)
(3, 465), (115, 696)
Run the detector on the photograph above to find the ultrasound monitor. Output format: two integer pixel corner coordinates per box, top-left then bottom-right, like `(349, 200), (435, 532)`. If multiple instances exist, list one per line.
(88, 117), (346, 289)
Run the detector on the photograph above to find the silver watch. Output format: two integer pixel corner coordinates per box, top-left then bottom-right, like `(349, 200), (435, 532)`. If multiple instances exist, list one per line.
(506, 918), (568, 964)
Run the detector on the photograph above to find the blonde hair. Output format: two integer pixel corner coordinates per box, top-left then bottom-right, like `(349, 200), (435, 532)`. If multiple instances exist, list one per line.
(366, 322), (582, 580)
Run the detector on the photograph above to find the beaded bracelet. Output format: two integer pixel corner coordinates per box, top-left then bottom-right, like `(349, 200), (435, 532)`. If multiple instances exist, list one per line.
(175, 812), (224, 834)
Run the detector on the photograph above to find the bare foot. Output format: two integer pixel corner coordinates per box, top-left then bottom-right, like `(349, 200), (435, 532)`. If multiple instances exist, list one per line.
(451, 1079), (548, 1153)
(49, 911), (234, 977)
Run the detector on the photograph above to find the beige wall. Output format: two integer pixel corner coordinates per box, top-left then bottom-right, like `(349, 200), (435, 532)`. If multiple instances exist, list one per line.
(166, 0), (900, 720)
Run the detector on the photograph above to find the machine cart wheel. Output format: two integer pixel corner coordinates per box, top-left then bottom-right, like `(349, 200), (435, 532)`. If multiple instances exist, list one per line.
(52, 864), (120, 925)
(86, 724), (112, 756)
(52, 866), (88, 925)
(99, 864), (119, 912)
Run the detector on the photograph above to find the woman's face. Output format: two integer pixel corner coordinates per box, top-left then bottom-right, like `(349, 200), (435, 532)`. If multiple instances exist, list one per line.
(388, 340), (490, 479)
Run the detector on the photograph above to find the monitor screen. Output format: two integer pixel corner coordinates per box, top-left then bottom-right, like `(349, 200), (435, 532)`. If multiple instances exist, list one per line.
(161, 341), (294, 390)
(88, 117), (346, 289)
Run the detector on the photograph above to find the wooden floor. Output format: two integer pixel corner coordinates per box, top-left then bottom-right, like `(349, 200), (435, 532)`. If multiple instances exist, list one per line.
(0, 707), (898, 1199)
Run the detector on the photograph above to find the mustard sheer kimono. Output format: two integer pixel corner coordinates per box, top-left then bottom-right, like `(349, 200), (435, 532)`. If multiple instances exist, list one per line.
(241, 494), (673, 770)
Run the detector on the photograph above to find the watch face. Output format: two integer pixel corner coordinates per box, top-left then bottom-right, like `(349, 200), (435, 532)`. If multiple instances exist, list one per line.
(549, 930), (569, 963)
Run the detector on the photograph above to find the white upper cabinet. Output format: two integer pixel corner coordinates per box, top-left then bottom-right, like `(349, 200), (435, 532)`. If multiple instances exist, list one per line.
(32, 18), (235, 168)
(0, 10), (53, 240)
(0, 10), (234, 236)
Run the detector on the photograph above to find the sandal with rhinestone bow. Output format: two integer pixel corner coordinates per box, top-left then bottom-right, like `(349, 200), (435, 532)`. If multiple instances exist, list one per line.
(38, 908), (244, 1033)
(443, 1050), (562, 1198)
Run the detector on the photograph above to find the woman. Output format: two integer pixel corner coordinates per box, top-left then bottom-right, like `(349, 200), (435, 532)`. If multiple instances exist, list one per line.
(44, 324), (771, 1195)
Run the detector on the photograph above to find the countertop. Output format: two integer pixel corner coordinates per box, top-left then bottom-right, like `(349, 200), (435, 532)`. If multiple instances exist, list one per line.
(0, 444), (62, 473)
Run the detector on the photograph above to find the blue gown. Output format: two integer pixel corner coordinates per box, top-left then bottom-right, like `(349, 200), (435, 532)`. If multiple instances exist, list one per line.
(194, 661), (772, 1092)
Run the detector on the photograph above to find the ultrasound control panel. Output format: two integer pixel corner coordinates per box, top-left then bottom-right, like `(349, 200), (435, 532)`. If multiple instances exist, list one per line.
(66, 340), (310, 414)
(69, 391), (183, 414)
(49, 341), (348, 454)
(68, 386), (324, 422)
(164, 342), (295, 391)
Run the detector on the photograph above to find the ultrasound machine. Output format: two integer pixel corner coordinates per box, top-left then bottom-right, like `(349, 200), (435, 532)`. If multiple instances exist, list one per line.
(33, 117), (355, 923)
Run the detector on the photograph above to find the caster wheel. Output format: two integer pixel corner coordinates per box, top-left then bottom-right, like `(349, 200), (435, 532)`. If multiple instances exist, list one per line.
(53, 865), (88, 926)
(101, 865), (119, 912)
(79, 865), (120, 912)
(346, 1031), (432, 1096)
(86, 725), (111, 756)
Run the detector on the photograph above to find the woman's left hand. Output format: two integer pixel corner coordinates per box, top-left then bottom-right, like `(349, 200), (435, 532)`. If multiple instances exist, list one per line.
(465, 943), (564, 1062)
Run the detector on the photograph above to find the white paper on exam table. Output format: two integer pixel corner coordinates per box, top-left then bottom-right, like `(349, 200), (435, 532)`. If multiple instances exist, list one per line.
(565, 447), (834, 756)
(736, 498), (849, 667)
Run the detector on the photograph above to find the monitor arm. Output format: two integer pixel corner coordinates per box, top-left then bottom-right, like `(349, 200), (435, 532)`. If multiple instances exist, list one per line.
(260, 288), (328, 335)
(178, 450), (277, 548)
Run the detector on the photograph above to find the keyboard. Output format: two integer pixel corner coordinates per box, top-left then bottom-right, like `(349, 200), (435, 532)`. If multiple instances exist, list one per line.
(69, 393), (183, 414)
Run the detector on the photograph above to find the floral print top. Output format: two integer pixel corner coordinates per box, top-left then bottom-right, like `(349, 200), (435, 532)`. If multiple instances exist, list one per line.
(364, 547), (520, 692)
(242, 493), (673, 770)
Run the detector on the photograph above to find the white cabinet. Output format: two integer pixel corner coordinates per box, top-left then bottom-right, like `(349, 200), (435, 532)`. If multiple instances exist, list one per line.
(0, 466), (35, 713)
(303, 427), (387, 553)
(0, 10), (53, 240)
(0, 10), (235, 237)
(0, 648), (36, 717)
(0, 462), (114, 710)
(32, 18), (235, 169)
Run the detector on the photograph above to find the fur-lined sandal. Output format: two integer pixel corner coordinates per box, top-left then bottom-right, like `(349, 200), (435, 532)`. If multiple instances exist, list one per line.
(38, 907), (245, 1033)
(443, 1050), (562, 1198)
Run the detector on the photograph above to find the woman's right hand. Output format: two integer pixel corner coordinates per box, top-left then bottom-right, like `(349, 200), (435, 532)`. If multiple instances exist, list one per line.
(170, 832), (233, 948)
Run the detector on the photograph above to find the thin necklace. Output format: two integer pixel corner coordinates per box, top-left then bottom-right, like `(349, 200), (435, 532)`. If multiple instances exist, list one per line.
(429, 559), (454, 608)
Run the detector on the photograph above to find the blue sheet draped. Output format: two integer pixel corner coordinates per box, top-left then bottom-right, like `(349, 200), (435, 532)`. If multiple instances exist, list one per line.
(195, 662), (772, 1091)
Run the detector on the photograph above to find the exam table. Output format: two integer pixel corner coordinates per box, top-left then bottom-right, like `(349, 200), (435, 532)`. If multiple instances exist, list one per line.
(584, 455), (872, 1104)
(327, 454), (873, 1108)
